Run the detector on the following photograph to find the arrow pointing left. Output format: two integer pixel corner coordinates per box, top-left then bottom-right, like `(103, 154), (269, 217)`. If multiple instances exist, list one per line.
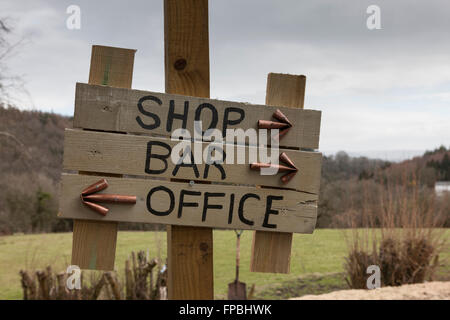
(80, 179), (137, 216)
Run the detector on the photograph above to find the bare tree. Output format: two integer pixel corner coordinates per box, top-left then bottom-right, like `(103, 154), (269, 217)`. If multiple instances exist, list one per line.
(0, 18), (26, 106)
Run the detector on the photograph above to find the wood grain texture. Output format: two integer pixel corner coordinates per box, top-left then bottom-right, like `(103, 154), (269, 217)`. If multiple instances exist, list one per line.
(265, 73), (306, 109)
(167, 225), (213, 299)
(165, 0), (209, 98)
(72, 220), (118, 270)
(63, 129), (322, 193)
(60, 173), (318, 233)
(71, 45), (135, 270)
(89, 45), (136, 88)
(251, 231), (293, 273)
(251, 73), (318, 274)
(73, 83), (321, 149)
(164, 0), (213, 300)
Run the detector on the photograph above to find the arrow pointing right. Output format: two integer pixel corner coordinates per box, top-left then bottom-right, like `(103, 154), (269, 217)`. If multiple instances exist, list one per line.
(249, 152), (298, 184)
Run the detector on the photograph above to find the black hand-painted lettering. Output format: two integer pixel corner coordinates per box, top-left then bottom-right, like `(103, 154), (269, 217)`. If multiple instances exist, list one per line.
(238, 193), (258, 226)
(262, 195), (283, 229)
(202, 192), (225, 222)
(172, 148), (200, 178)
(222, 107), (245, 137)
(203, 146), (226, 180)
(145, 141), (171, 175)
(146, 186), (175, 216)
(136, 95), (162, 130)
(195, 103), (218, 136)
(167, 100), (189, 132)
(178, 189), (201, 218)
(228, 194), (235, 224)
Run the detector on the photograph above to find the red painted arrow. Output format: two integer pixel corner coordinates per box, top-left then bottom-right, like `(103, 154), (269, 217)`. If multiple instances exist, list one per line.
(250, 152), (298, 184)
(80, 179), (136, 216)
(258, 109), (293, 141)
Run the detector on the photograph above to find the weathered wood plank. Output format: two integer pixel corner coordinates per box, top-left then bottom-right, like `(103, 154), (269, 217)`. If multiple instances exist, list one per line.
(164, 0), (213, 300)
(88, 45), (136, 88)
(251, 73), (310, 274)
(251, 231), (293, 273)
(63, 129), (322, 193)
(60, 173), (318, 233)
(72, 220), (118, 270)
(73, 83), (321, 150)
(72, 45), (136, 271)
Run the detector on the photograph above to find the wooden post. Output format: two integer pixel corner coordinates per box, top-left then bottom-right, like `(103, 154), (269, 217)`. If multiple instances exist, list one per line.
(71, 45), (136, 270)
(164, 0), (214, 299)
(250, 73), (306, 273)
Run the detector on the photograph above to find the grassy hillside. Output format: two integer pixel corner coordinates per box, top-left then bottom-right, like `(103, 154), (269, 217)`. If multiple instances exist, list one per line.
(0, 106), (72, 234)
(1, 229), (448, 300)
(0, 106), (71, 182)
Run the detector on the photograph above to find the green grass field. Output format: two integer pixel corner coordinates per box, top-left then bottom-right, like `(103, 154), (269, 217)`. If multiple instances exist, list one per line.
(0, 229), (448, 300)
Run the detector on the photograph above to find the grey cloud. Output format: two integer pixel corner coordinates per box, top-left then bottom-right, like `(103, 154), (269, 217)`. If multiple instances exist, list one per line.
(1, 0), (449, 154)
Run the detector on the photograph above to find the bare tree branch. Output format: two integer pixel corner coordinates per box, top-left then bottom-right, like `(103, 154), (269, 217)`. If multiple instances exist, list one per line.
(0, 18), (28, 107)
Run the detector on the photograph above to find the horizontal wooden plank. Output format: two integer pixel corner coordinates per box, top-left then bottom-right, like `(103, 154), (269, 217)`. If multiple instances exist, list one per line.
(59, 174), (317, 233)
(74, 83), (321, 149)
(63, 129), (322, 194)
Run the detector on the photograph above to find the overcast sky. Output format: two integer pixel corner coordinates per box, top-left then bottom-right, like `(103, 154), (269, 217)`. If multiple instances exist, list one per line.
(1, 0), (449, 159)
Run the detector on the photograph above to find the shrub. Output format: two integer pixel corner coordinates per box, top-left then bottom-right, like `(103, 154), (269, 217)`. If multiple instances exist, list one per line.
(344, 172), (446, 289)
(19, 250), (167, 300)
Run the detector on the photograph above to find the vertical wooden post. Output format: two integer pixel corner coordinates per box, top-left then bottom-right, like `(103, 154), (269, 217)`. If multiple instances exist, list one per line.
(164, 0), (214, 299)
(250, 73), (306, 273)
(71, 45), (136, 270)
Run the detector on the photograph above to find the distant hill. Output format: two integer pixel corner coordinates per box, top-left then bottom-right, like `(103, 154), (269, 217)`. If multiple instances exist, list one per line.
(318, 146), (449, 228)
(0, 106), (72, 234)
(324, 150), (427, 162)
(370, 146), (450, 187)
(0, 106), (72, 183)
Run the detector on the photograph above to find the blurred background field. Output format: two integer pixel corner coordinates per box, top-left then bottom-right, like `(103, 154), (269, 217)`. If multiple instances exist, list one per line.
(1, 229), (448, 300)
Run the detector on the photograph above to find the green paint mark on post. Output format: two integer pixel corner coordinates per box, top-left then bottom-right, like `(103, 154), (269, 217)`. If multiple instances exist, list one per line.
(102, 56), (112, 85)
(88, 242), (98, 269)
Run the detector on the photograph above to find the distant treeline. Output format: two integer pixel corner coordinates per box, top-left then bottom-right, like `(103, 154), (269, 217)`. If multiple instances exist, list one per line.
(0, 105), (448, 234)
(426, 146), (450, 181)
(318, 146), (450, 228)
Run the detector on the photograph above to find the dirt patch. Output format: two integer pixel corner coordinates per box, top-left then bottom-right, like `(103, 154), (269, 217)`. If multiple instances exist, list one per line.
(292, 281), (450, 300)
(253, 273), (348, 300)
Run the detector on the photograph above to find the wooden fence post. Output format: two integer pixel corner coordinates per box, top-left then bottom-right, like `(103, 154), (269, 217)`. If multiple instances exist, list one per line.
(71, 45), (136, 270)
(164, 0), (214, 299)
(250, 73), (306, 273)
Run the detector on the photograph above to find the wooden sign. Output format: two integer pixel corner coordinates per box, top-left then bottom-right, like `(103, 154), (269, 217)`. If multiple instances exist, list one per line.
(74, 83), (321, 149)
(63, 129), (321, 193)
(60, 174), (317, 233)
(61, 1), (321, 299)
(60, 85), (322, 234)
